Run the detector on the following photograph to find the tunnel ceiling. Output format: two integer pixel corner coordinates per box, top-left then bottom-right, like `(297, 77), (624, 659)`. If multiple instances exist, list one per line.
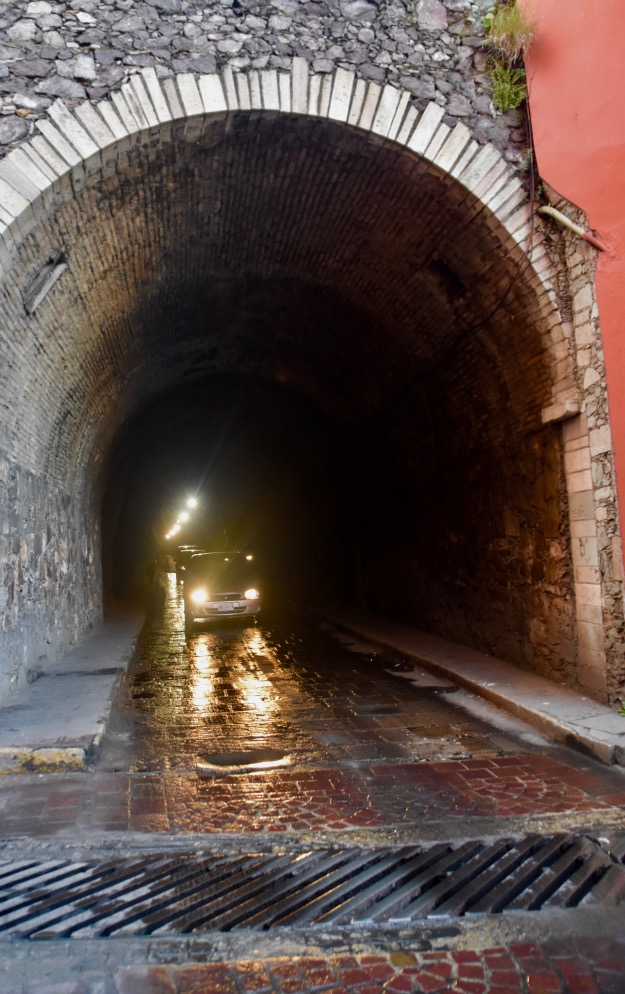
(6, 111), (554, 493)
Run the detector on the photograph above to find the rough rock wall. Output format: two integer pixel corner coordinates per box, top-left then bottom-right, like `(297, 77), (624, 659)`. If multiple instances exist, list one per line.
(0, 0), (526, 164)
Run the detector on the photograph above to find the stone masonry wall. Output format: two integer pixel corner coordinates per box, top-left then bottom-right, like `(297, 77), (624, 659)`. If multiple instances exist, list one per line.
(0, 0), (526, 166)
(0, 456), (101, 700)
(536, 197), (625, 703)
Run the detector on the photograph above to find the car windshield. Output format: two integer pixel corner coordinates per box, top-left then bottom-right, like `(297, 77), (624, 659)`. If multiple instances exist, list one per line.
(186, 553), (255, 584)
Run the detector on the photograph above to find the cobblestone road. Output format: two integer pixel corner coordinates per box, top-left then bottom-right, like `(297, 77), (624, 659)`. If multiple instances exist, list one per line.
(0, 575), (624, 991)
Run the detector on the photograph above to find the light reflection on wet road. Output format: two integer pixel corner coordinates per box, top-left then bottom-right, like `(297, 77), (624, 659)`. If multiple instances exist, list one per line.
(99, 572), (531, 775)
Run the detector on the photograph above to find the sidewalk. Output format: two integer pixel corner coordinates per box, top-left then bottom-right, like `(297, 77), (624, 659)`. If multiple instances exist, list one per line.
(323, 608), (625, 768)
(0, 613), (142, 773)
(1, 606), (624, 774)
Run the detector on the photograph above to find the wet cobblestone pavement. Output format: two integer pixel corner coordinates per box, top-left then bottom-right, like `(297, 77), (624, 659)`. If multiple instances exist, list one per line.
(113, 943), (625, 994)
(1, 575), (624, 991)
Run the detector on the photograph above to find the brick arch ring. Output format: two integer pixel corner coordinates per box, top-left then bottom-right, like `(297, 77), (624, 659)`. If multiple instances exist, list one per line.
(0, 57), (571, 409)
(0, 59), (552, 281)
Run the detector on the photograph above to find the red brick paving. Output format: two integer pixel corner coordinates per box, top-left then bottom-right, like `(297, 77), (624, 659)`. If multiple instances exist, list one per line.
(110, 942), (625, 993)
(0, 753), (621, 837)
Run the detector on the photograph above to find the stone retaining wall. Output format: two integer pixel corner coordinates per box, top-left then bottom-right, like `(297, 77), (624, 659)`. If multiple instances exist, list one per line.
(0, 0), (526, 165)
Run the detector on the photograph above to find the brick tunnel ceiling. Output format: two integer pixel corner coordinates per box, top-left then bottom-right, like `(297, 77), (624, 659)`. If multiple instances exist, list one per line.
(45, 111), (551, 491)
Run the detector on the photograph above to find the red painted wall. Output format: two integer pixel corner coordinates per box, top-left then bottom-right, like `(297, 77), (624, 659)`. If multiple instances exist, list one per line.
(522, 0), (625, 527)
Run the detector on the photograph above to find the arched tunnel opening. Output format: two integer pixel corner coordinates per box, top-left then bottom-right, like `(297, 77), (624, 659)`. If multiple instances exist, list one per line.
(102, 376), (359, 607)
(1, 106), (576, 693)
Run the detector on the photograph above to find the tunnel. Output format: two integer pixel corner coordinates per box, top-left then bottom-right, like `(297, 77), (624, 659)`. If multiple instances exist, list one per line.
(0, 74), (579, 701)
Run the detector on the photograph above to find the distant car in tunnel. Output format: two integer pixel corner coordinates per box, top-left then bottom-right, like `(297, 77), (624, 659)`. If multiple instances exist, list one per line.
(183, 552), (261, 627)
(175, 545), (205, 579)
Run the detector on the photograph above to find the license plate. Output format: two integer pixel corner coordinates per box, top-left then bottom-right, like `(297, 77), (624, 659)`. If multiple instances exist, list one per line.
(217, 601), (240, 611)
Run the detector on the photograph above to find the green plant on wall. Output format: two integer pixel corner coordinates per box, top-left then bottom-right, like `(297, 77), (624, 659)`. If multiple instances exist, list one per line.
(483, 1), (534, 113)
(487, 59), (527, 112)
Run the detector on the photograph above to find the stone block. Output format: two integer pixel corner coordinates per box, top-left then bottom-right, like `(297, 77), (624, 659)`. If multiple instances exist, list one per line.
(291, 57), (309, 115)
(567, 469), (593, 494)
(74, 102), (116, 151)
(575, 582), (603, 607)
(459, 142), (501, 194)
(408, 101), (444, 155)
(371, 84), (402, 137)
(542, 399), (580, 425)
(235, 72), (252, 110)
(423, 122), (449, 161)
(127, 75), (160, 129)
(358, 81), (381, 130)
(571, 535), (599, 566)
(35, 120), (82, 169)
(564, 446), (591, 475)
(395, 104), (418, 144)
(570, 518), (597, 538)
(258, 69), (278, 111)
(221, 67), (238, 111)
(573, 283), (594, 313)
(141, 67), (172, 123)
(589, 424), (612, 456)
(278, 72), (290, 112)
(328, 67), (355, 123)
(176, 74), (204, 117)
(111, 91), (141, 135)
(562, 412), (589, 442)
(574, 565), (600, 584)
(387, 90), (410, 142)
(576, 601), (602, 625)
(450, 140), (478, 178)
(0, 176), (30, 220)
(612, 536), (624, 581)
(248, 71), (262, 109)
(48, 100), (99, 160)
(96, 102), (128, 142)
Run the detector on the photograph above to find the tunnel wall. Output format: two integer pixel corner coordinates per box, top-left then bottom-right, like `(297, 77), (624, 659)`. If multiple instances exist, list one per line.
(0, 57), (596, 705)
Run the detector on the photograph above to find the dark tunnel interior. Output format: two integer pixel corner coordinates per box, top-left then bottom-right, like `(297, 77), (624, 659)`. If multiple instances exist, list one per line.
(102, 377), (360, 609)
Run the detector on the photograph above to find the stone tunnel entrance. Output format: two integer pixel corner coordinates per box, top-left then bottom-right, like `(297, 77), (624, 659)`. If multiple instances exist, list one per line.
(0, 66), (614, 703)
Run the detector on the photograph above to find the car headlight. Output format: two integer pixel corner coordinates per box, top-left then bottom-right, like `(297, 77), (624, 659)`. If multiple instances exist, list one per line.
(244, 588), (260, 600)
(190, 588), (208, 604)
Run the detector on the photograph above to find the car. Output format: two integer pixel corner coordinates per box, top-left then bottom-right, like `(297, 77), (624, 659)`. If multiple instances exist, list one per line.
(175, 545), (205, 579)
(182, 551), (261, 626)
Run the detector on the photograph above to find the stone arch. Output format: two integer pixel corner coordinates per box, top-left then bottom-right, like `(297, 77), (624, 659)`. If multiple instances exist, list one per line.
(0, 60), (612, 700)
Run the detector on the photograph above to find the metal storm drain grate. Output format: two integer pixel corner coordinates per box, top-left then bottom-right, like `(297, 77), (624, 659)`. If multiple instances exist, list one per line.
(0, 834), (623, 939)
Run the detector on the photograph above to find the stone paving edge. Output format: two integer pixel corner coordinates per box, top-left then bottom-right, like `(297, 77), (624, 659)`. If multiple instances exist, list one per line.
(321, 609), (625, 769)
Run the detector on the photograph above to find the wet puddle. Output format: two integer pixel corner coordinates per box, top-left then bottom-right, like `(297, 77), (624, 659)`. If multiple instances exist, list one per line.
(196, 748), (291, 775)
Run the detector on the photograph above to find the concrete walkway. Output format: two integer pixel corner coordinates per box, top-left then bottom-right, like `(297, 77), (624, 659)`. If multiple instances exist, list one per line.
(0, 613), (142, 773)
(324, 609), (625, 768)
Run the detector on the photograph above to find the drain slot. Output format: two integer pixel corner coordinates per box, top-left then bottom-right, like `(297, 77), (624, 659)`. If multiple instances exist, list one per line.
(0, 834), (623, 938)
(196, 749), (290, 775)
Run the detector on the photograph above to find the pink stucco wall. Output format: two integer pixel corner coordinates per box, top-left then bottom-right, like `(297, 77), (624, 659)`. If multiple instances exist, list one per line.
(522, 0), (625, 525)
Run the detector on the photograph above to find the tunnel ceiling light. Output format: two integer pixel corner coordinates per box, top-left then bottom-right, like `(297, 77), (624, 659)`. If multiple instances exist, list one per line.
(178, 511), (190, 523)
(23, 254), (68, 315)
(187, 497), (198, 509)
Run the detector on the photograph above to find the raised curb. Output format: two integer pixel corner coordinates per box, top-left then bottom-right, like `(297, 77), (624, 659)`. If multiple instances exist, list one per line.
(0, 613), (143, 774)
(322, 609), (625, 768)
